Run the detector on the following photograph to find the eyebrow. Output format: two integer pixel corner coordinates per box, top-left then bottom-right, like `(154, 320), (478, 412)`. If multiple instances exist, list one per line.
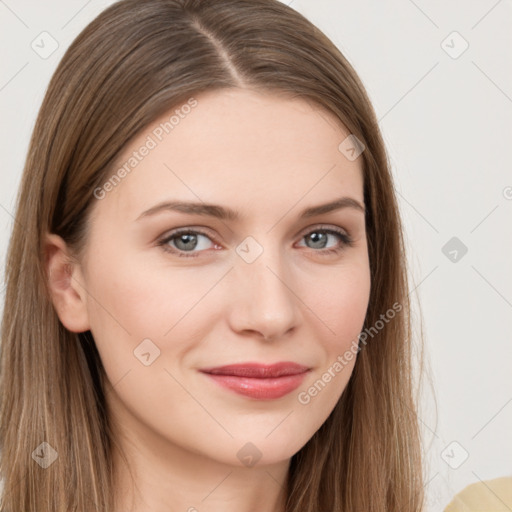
(135, 196), (366, 222)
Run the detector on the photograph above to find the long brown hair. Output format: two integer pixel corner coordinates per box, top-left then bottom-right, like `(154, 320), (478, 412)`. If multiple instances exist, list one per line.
(0, 0), (425, 510)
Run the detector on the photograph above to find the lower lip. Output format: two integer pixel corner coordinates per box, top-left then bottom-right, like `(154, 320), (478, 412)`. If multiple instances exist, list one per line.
(202, 372), (309, 400)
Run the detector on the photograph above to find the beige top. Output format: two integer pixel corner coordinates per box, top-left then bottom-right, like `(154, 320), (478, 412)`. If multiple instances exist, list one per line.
(444, 476), (512, 511)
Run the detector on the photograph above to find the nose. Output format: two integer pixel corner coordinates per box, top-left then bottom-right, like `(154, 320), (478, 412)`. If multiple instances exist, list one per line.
(227, 244), (302, 342)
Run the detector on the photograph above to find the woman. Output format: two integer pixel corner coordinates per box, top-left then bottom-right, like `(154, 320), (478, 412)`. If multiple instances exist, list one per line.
(0, 0), (424, 510)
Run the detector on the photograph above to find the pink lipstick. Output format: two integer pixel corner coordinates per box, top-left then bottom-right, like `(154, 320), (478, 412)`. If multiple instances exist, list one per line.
(199, 362), (310, 400)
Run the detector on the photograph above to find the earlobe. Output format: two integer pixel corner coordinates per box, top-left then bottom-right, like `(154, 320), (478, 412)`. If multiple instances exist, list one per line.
(44, 233), (91, 333)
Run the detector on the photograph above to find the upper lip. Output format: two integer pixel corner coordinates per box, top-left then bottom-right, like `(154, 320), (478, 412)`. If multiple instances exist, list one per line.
(199, 362), (310, 378)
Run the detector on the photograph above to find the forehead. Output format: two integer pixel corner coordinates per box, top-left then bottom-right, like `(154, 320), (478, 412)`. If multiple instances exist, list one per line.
(92, 88), (364, 224)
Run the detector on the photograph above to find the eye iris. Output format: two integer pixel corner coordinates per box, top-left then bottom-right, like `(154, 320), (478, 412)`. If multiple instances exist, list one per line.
(174, 233), (198, 251)
(307, 232), (328, 249)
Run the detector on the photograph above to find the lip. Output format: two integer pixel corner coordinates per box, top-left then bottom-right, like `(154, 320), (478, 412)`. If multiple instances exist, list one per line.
(199, 362), (311, 400)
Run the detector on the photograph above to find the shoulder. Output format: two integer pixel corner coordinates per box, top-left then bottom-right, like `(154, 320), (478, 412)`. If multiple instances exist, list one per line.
(444, 476), (512, 511)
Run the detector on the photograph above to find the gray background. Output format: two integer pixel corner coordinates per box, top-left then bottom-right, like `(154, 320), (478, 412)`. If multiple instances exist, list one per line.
(1, 1), (511, 509)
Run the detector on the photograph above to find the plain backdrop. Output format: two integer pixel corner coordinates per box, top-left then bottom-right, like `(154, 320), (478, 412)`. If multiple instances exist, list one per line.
(1, 1), (511, 510)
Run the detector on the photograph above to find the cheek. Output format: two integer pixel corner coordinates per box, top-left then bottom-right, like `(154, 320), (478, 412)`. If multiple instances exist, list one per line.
(311, 259), (371, 352)
(83, 247), (231, 381)
(292, 257), (370, 408)
(82, 248), (168, 371)
(85, 248), (204, 335)
(292, 271), (370, 440)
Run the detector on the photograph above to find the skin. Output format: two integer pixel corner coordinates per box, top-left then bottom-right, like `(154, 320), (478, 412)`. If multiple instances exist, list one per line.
(45, 88), (371, 512)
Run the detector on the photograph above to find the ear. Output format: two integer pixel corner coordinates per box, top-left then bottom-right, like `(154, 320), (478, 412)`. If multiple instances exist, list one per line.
(44, 233), (90, 333)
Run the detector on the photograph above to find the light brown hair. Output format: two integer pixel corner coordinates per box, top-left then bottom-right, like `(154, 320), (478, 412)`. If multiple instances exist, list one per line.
(0, 0), (425, 510)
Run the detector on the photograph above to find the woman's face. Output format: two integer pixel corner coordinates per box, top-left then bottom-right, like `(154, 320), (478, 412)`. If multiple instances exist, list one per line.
(75, 88), (370, 468)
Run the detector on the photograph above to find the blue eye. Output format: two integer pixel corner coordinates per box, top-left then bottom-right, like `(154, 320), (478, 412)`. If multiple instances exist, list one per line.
(297, 227), (354, 255)
(157, 226), (354, 258)
(159, 229), (214, 256)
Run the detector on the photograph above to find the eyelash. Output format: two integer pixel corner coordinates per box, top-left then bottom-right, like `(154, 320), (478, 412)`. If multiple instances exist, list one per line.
(156, 225), (354, 259)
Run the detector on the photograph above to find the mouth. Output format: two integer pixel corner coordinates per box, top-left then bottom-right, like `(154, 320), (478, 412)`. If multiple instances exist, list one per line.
(199, 362), (311, 400)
